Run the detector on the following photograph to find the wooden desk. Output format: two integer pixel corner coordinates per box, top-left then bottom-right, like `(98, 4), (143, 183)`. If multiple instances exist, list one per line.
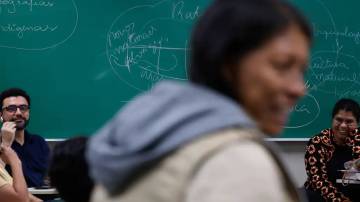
(337, 170), (360, 184)
(28, 187), (60, 201)
(336, 179), (360, 201)
(336, 179), (360, 185)
(28, 187), (58, 195)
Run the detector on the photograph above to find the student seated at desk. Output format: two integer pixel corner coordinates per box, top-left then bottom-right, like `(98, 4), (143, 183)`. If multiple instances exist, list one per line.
(0, 127), (42, 202)
(304, 98), (360, 202)
(0, 88), (50, 188)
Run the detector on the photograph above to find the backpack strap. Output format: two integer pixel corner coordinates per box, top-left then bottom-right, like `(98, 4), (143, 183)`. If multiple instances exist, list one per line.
(182, 128), (304, 202)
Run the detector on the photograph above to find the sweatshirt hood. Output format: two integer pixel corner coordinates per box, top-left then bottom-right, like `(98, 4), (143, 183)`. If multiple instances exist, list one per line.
(87, 80), (256, 194)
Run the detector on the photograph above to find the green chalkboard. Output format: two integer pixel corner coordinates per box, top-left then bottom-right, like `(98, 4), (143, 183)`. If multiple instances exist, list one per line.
(1, 0), (359, 139)
(0, 0), (209, 138)
(283, 0), (360, 138)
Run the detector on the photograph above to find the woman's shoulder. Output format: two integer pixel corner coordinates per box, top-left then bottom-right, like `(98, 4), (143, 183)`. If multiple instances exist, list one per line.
(0, 167), (12, 189)
(199, 139), (274, 169)
(185, 139), (292, 202)
(185, 128), (280, 179)
(308, 128), (333, 146)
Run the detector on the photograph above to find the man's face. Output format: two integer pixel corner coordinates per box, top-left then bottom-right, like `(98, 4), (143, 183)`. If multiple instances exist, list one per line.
(1, 96), (30, 130)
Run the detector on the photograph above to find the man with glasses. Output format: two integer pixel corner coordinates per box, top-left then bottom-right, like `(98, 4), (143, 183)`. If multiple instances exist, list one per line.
(0, 88), (50, 188)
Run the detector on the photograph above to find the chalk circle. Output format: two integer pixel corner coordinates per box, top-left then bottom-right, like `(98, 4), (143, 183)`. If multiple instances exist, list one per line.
(107, 0), (205, 91)
(285, 94), (320, 128)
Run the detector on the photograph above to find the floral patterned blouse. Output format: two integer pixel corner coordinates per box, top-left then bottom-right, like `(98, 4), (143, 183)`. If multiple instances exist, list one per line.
(304, 128), (360, 201)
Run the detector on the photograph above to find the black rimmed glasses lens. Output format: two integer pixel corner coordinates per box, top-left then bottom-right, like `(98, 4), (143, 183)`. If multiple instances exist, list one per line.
(2, 105), (30, 113)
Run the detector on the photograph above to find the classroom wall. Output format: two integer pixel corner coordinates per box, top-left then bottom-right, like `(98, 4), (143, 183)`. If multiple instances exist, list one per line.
(277, 141), (308, 187)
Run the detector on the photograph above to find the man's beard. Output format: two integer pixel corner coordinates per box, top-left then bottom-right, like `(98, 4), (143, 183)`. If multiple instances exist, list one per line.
(10, 117), (29, 131)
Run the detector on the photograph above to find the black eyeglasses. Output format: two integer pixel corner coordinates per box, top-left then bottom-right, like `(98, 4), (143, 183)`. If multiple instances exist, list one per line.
(2, 105), (30, 113)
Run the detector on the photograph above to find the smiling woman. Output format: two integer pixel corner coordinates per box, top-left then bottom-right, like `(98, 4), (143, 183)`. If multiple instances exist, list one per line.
(225, 24), (309, 135)
(304, 98), (360, 201)
(87, 0), (312, 202)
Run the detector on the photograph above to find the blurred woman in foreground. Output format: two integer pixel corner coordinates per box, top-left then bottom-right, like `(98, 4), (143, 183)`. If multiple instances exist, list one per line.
(87, 0), (312, 201)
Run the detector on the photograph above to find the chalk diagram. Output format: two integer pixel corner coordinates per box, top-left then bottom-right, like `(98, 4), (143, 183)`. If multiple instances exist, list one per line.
(106, 0), (202, 91)
(106, 0), (360, 129)
(0, 0), (78, 50)
(286, 0), (333, 128)
(287, 0), (360, 128)
(286, 94), (320, 128)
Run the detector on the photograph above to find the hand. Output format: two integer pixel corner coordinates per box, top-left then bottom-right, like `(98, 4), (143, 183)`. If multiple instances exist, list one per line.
(354, 158), (360, 171)
(29, 193), (43, 202)
(1, 122), (16, 146)
(0, 145), (20, 166)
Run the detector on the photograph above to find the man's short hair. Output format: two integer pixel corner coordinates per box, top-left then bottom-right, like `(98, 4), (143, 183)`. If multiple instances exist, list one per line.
(0, 88), (31, 109)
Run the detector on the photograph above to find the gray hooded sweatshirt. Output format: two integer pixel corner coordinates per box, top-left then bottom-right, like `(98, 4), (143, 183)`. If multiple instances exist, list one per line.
(86, 80), (256, 194)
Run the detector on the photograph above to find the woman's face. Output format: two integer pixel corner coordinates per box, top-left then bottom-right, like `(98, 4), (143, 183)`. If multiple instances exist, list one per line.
(227, 25), (310, 136)
(332, 110), (358, 145)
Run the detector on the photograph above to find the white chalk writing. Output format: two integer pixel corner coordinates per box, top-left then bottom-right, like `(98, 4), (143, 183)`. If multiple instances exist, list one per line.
(140, 69), (163, 82)
(108, 23), (135, 47)
(311, 57), (348, 70)
(312, 72), (359, 82)
(289, 105), (311, 114)
(1, 23), (58, 38)
(171, 1), (199, 21)
(313, 24), (360, 44)
(0, 0), (54, 13)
